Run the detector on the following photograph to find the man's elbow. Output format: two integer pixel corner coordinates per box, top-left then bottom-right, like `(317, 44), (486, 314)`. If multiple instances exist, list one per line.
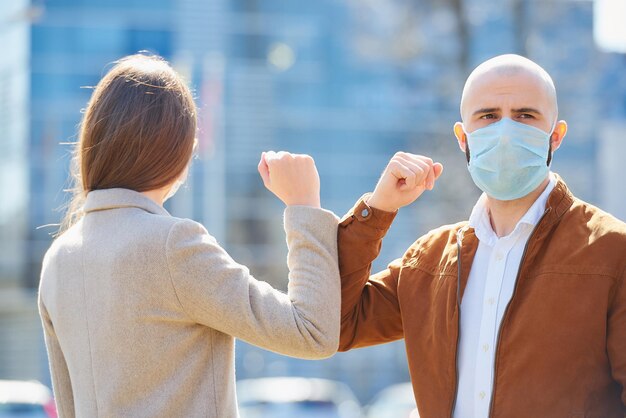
(337, 334), (355, 352)
(337, 318), (358, 352)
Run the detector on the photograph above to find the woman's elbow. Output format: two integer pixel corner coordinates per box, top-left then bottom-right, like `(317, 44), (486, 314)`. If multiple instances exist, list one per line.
(300, 340), (338, 360)
(316, 337), (339, 359)
(308, 327), (340, 359)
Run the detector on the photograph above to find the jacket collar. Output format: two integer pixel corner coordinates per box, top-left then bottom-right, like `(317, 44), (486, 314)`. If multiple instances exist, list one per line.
(83, 188), (170, 217)
(540, 172), (575, 229)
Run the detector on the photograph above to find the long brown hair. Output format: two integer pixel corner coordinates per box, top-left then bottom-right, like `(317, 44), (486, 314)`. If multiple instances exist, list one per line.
(60, 53), (197, 234)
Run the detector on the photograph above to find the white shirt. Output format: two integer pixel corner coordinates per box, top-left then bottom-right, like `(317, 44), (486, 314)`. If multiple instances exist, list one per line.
(453, 174), (556, 418)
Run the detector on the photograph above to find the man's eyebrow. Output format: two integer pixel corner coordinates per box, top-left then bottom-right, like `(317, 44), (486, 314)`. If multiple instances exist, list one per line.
(472, 107), (500, 116)
(512, 107), (542, 115)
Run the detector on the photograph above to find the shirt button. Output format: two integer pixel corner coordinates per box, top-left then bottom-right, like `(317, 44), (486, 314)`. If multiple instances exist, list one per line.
(487, 297), (495, 306)
(479, 391), (486, 400)
(361, 208), (369, 218)
(495, 252), (503, 261)
(482, 344), (489, 352)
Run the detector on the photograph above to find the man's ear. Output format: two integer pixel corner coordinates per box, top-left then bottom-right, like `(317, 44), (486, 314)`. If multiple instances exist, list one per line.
(550, 120), (567, 152)
(454, 122), (467, 152)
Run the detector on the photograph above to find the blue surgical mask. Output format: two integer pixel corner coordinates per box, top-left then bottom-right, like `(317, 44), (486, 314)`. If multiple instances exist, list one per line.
(465, 118), (553, 201)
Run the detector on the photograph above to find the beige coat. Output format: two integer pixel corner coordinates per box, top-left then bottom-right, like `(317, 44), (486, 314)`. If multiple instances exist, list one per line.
(38, 188), (340, 418)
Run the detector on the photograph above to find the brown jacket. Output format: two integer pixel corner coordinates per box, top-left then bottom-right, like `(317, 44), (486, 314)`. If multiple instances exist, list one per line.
(338, 175), (626, 418)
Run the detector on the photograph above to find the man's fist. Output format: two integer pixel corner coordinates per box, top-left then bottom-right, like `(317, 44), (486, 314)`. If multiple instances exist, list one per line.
(258, 151), (321, 208)
(367, 152), (443, 212)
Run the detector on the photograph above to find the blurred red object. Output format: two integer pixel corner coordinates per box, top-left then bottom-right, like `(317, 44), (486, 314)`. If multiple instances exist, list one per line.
(43, 398), (58, 418)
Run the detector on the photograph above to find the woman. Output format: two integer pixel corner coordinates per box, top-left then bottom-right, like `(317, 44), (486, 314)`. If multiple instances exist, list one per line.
(38, 54), (340, 418)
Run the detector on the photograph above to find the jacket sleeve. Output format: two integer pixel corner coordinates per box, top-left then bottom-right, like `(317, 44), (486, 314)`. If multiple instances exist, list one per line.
(337, 194), (404, 351)
(165, 206), (340, 360)
(607, 265), (626, 413)
(38, 296), (75, 418)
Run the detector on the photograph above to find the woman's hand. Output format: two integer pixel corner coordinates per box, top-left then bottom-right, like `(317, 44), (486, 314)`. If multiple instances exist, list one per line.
(258, 151), (321, 208)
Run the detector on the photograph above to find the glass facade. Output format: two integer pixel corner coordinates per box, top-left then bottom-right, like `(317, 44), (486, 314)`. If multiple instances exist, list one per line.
(0, 0), (29, 286)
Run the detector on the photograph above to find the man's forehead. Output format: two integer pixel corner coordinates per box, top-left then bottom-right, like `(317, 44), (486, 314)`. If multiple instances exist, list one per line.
(465, 72), (552, 108)
(460, 55), (558, 118)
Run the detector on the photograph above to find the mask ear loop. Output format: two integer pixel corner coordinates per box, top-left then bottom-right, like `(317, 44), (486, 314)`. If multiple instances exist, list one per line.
(462, 125), (471, 164)
(546, 118), (558, 166)
(546, 143), (553, 166)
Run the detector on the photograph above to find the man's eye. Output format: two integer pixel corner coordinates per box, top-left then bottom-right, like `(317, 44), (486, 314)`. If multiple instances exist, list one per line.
(480, 114), (495, 119)
(519, 113), (535, 119)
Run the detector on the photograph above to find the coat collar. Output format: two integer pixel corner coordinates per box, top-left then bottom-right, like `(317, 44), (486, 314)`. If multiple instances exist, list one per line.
(83, 188), (170, 217)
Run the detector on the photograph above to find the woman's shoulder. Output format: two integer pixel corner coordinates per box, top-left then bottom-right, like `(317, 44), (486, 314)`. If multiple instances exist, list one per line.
(164, 217), (218, 249)
(121, 213), (217, 254)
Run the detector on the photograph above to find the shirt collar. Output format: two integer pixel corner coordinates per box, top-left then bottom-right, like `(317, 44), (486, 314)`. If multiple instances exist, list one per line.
(468, 173), (557, 245)
(83, 188), (171, 217)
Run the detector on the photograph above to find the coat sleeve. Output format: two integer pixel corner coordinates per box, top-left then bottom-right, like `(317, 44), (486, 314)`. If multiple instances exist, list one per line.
(38, 296), (75, 418)
(165, 206), (340, 359)
(337, 194), (405, 351)
(607, 265), (626, 414)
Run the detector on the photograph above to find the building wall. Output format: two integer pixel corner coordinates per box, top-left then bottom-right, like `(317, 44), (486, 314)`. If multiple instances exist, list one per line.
(0, 0), (44, 383)
(0, 0), (30, 287)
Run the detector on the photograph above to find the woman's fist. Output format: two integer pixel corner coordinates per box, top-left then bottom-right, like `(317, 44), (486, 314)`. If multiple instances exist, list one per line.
(258, 151), (321, 208)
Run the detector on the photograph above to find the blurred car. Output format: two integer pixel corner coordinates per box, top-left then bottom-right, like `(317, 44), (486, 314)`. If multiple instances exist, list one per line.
(0, 380), (57, 418)
(237, 377), (362, 418)
(365, 382), (419, 418)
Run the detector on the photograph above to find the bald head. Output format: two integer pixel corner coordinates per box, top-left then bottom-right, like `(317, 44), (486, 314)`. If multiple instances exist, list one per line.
(460, 54), (558, 124)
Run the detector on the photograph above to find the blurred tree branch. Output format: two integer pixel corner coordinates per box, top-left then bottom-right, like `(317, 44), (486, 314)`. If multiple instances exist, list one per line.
(449, 0), (469, 71)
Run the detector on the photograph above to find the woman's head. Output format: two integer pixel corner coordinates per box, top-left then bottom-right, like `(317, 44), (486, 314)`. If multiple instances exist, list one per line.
(61, 54), (197, 232)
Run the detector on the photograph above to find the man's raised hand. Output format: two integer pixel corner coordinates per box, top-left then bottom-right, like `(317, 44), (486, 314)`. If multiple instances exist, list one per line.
(367, 152), (443, 212)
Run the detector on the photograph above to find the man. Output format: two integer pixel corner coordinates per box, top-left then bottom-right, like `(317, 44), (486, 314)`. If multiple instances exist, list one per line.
(338, 54), (626, 418)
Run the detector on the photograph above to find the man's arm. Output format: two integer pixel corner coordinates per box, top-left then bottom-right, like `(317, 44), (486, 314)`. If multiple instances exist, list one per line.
(338, 195), (403, 350)
(338, 152), (443, 351)
(607, 265), (626, 414)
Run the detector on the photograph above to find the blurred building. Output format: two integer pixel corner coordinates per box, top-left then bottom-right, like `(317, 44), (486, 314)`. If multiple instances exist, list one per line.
(0, 0), (30, 287)
(0, 0), (625, 405)
(0, 0), (43, 383)
(594, 0), (626, 221)
(4, 0), (180, 384)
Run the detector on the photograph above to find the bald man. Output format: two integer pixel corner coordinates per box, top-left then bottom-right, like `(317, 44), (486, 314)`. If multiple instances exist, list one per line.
(337, 55), (626, 418)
